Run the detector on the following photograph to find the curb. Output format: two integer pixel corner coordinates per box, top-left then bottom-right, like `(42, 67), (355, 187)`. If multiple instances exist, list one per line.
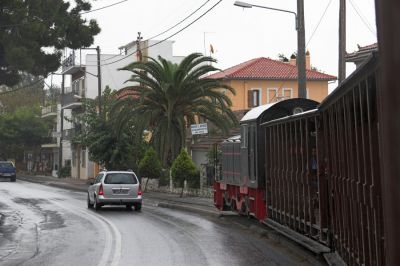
(17, 177), (88, 193)
(157, 202), (220, 217)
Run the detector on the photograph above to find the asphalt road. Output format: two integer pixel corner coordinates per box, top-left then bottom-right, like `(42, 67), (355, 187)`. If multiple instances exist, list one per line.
(0, 180), (324, 266)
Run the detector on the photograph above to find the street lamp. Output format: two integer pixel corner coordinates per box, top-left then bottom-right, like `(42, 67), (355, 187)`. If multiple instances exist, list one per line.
(234, 1), (298, 30)
(234, 1), (307, 98)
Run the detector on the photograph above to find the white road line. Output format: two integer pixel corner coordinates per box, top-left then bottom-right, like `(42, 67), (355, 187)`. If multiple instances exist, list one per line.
(50, 197), (122, 266)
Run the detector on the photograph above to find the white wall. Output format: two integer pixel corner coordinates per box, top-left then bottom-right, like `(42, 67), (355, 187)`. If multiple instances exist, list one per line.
(85, 40), (184, 99)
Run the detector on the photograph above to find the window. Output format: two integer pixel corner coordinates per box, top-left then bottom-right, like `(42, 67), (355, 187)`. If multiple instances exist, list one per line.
(94, 173), (104, 184)
(247, 89), (260, 108)
(282, 88), (293, 99)
(267, 88), (278, 103)
(104, 173), (138, 184)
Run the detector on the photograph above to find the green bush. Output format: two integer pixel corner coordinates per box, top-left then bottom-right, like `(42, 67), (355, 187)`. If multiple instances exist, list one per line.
(171, 149), (198, 189)
(58, 166), (71, 178)
(138, 147), (162, 179)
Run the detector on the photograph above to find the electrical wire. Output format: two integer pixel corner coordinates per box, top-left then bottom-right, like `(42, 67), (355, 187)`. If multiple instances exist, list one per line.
(99, 0), (211, 63)
(80, 0), (128, 15)
(269, 0), (333, 103)
(349, 0), (376, 36)
(0, 0), (129, 29)
(0, 75), (48, 96)
(96, 0), (223, 67)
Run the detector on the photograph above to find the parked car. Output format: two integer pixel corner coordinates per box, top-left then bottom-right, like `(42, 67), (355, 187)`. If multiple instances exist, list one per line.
(0, 161), (16, 182)
(87, 171), (142, 211)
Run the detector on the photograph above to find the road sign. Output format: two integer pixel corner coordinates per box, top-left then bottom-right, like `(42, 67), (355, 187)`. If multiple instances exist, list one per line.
(191, 123), (208, 135)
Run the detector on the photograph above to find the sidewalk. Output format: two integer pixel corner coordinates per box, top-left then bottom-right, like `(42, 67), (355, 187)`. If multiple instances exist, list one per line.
(17, 174), (219, 216)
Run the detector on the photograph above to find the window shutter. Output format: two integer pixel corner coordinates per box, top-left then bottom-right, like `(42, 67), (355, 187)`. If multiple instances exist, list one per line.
(255, 90), (260, 106)
(248, 90), (253, 108)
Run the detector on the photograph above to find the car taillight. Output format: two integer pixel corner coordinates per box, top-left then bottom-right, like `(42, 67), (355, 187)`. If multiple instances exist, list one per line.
(138, 185), (142, 196)
(98, 184), (104, 196)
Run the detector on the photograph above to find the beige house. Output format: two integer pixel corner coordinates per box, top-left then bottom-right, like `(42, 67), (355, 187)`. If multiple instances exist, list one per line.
(208, 53), (336, 110)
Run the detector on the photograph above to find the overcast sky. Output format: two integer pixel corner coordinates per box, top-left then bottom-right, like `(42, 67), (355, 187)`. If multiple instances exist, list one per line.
(62, 0), (377, 91)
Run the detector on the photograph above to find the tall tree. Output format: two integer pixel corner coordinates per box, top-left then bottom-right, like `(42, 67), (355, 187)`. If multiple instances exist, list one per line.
(0, 0), (100, 86)
(115, 53), (238, 166)
(0, 106), (50, 160)
(73, 87), (146, 171)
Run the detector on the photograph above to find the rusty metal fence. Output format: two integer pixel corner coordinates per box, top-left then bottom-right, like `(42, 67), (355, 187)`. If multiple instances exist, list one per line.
(263, 54), (385, 265)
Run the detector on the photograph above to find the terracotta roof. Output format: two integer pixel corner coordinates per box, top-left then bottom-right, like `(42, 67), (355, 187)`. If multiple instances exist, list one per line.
(116, 87), (140, 99)
(346, 43), (378, 60)
(207, 57), (336, 81)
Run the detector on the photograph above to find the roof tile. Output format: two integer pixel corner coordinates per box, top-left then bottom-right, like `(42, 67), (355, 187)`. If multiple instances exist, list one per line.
(208, 57), (336, 81)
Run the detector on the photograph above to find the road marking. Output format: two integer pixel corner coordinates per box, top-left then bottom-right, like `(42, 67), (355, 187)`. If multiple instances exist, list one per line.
(50, 197), (122, 266)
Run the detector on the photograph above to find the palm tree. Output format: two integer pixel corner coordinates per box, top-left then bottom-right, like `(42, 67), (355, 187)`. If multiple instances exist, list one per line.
(114, 53), (237, 166)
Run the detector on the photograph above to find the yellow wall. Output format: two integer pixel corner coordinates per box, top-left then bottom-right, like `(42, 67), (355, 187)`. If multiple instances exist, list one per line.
(223, 79), (329, 111)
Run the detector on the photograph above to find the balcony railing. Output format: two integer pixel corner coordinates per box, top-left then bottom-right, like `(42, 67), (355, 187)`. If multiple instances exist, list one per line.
(41, 105), (58, 117)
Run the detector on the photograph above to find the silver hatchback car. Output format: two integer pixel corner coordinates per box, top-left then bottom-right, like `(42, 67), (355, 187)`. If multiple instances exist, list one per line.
(87, 171), (142, 211)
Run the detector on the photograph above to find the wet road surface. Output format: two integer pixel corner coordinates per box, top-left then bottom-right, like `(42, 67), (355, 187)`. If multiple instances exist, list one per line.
(0, 180), (325, 265)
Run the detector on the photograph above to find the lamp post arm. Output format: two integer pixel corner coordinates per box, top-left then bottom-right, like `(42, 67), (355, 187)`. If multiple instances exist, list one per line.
(250, 4), (298, 30)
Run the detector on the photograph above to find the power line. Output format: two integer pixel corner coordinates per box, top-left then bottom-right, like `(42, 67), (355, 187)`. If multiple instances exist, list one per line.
(80, 0), (128, 15)
(97, 0), (223, 67)
(349, 0), (376, 36)
(99, 0), (211, 63)
(147, 0), (211, 40)
(0, 0), (129, 29)
(0, 76), (47, 96)
(270, 0), (333, 102)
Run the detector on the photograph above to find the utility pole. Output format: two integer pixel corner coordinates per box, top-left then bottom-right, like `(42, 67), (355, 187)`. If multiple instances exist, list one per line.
(96, 46), (102, 115)
(136, 32), (143, 62)
(338, 0), (346, 83)
(297, 0), (307, 98)
(58, 74), (65, 178)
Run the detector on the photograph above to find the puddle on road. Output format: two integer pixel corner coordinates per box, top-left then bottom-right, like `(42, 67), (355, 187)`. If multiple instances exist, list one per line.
(12, 197), (65, 230)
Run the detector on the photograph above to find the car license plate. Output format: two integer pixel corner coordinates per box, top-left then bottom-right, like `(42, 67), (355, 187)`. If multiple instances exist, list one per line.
(113, 189), (127, 194)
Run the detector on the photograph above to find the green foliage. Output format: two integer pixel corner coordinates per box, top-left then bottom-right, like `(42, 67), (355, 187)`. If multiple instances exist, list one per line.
(0, 74), (44, 113)
(0, 106), (50, 159)
(114, 53), (238, 167)
(73, 86), (146, 171)
(58, 166), (71, 178)
(0, 0), (101, 86)
(171, 149), (197, 188)
(138, 147), (162, 179)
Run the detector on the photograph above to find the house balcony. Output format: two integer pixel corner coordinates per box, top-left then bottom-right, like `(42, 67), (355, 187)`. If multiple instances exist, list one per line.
(61, 51), (84, 75)
(41, 105), (58, 118)
(41, 135), (59, 149)
(62, 80), (85, 110)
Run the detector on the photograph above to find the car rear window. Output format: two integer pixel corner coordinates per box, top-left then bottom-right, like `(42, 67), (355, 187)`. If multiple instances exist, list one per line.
(0, 162), (14, 168)
(104, 173), (137, 184)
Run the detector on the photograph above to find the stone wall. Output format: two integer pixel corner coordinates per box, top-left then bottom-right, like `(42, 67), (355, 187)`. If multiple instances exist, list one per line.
(141, 177), (213, 198)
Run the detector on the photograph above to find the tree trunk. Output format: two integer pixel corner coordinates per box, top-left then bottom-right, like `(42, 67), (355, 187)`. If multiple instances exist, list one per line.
(144, 177), (150, 192)
(180, 180), (185, 198)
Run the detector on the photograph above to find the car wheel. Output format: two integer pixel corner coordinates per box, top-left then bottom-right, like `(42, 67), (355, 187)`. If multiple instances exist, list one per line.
(134, 203), (142, 211)
(10, 176), (16, 182)
(125, 205), (133, 211)
(93, 196), (101, 211)
(87, 193), (93, 209)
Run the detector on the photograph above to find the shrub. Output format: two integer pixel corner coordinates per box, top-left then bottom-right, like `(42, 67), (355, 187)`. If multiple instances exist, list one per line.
(58, 166), (71, 178)
(171, 149), (198, 195)
(138, 147), (162, 179)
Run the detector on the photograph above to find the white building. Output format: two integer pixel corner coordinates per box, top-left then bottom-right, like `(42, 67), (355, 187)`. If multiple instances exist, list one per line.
(60, 39), (183, 179)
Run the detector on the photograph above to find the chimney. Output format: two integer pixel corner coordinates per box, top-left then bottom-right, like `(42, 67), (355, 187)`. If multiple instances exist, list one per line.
(306, 50), (311, 70)
(289, 53), (296, 66)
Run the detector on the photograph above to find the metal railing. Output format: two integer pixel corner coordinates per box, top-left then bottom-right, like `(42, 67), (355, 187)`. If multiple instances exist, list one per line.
(262, 54), (385, 265)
